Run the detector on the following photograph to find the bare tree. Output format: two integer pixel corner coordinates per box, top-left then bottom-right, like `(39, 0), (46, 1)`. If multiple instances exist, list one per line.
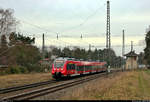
(0, 8), (18, 43)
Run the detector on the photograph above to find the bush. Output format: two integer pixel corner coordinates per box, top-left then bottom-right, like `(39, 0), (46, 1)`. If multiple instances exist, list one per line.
(5, 68), (11, 74)
(0, 64), (44, 75)
(20, 66), (28, 73)
(26, 64), (44, 73)
(10, 66), (21, 74)
(3, 66), (28, 74)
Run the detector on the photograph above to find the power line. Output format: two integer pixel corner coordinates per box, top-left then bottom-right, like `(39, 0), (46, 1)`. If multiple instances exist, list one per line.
(16, 2), (106, 38)
(60, 3), (106, 34)
(44, 35), (76, 47)
(17, 18), (58, 34)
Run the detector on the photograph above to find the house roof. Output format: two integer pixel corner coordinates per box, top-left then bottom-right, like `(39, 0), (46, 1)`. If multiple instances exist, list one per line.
(124, 51), (138, 57)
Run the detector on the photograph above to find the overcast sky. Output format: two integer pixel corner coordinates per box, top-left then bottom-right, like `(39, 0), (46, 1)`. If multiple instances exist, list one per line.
(0, 0), (149, 55)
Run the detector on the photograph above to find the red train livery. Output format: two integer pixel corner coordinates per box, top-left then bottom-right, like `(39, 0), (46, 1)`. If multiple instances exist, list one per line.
(51, 57), (107, 79)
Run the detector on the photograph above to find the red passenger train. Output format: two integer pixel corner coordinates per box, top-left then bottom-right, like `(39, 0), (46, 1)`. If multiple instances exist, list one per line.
(51, 57), (107, 79)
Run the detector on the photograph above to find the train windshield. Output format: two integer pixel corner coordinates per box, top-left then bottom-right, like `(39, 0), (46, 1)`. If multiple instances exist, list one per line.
(54, 60), (65, 68)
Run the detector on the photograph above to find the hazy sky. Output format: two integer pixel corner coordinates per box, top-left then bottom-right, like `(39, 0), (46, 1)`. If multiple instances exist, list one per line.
(0, 0), (149, 55)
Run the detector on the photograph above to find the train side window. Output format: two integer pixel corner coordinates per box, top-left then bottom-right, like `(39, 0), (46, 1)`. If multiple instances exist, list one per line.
(71, 64), (73, 70)
(76, 66), (78, 71)
(81, 66), (82, 71)
(79, 65), (83, 71)
(71, 64), (75, 70)
(70, 64), (71, 70)
(79, 66), (81, 71)
(78, 66), (80, 71)
(67, 64), (70, 70)
(71, 64), (72, 70)
(70, 64), (72, 70)
(77, 66), (80, 71)
(82, 66), (84, 71)
(79, 66), (82, 71)
(73, 64), (75, 70)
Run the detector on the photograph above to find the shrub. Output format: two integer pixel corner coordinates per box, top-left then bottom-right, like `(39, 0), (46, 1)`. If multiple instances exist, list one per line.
(10, 66), (21, 74)
(5, 68), (12, 74)
(20, 66), (28, 73)
(26, 64), (44, 73)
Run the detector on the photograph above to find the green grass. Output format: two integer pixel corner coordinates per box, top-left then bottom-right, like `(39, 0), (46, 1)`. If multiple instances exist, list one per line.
(138, 72), (145, 95)
(138, 70), (150, 99)
(144, 69), (150, 75)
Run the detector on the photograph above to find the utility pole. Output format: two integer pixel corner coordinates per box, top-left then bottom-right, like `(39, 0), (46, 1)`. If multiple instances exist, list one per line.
(122, 30), (125, 71)
(131, 41), (133, 69)
(88, 44), (91, 61)
(89, 44), (91, 51)
(106, 0), (111, 49)
(122, 30), (125, 57)
(42, 33), (45, 59)
(81, 34), (83, 40)
(57, 34), (59, 40)
(88, 44), (95, 60)
(106, 0), (111, 71)
(131, 41), (133, 52)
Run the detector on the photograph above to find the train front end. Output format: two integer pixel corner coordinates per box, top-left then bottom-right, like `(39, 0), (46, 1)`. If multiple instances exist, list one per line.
(51, 58), (67, 79)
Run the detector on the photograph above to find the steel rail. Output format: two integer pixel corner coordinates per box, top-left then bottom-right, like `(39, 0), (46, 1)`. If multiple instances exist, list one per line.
(0, 80), (56, 94)
(2, 72), (109, 100)
(0, 69), (121, 94)
(1, 69), (122, 101)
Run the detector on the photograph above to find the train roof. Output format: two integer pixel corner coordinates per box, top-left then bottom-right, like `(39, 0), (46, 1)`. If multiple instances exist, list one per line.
(55, 57), (107, 64)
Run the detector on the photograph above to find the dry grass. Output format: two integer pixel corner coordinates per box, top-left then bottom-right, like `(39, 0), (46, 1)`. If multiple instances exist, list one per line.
(60, 70), (150, 100)
(0, 72), (52, 88)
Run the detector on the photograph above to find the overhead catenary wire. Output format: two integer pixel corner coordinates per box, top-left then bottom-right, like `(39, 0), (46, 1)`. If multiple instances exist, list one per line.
(17, 18), (58, 35)
(60, 3), (106, 34)
(13, 0), (145, 54)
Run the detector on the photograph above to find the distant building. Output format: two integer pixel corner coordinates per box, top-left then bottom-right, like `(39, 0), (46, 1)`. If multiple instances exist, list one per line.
(39, 58), (52, 72)
(124, 51), (138, 69)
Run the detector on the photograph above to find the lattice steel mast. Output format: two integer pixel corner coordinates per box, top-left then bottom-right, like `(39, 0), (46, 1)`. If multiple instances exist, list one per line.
(106, 0), (111, 68)
(106, 0), (111, 49)
(42, 33), (45, 59)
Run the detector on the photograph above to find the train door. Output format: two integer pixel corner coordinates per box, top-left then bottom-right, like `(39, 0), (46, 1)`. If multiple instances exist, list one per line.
(74, 64), (78, 74)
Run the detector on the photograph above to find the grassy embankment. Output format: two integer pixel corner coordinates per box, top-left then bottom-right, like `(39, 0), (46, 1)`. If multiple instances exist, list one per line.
(0, 72), (51, 88)
(61, 69), (150, 100)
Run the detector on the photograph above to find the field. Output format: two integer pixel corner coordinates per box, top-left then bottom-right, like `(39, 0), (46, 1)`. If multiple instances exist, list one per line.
(60, 69), (150, 100)
(1, 69), (150, 100)
(0, 72), (51, 88)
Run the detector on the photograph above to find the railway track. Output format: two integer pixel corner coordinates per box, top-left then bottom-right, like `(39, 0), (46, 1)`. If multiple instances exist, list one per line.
(1, 71), (116, 101)
(0, 72), (103, 94)
(0, 80), (57, 94)
(1, 69), (122, 100)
